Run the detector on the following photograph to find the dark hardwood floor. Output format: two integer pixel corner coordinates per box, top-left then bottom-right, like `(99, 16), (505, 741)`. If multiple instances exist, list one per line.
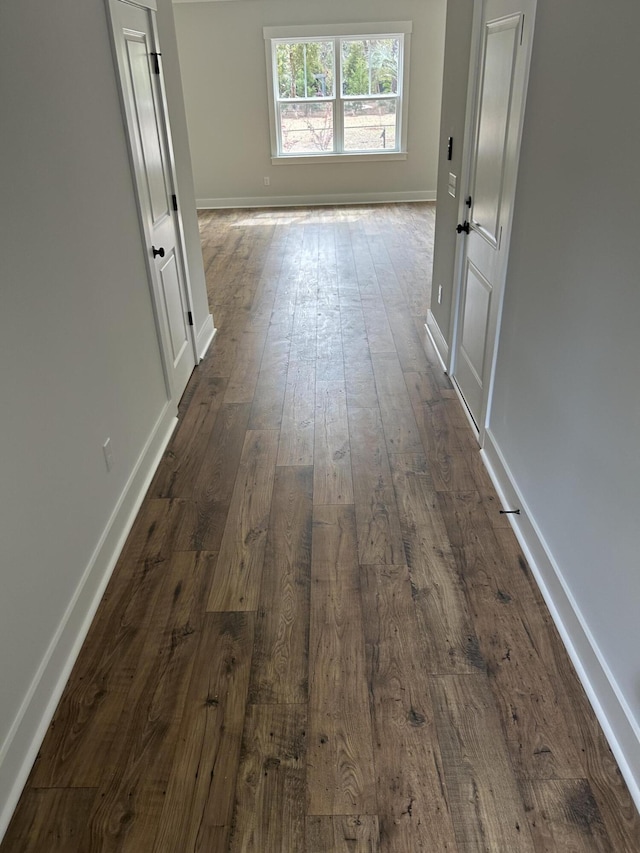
(3, 204), (640, 851)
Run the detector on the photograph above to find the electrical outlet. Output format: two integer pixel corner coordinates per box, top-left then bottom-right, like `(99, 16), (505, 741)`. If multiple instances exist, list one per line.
(263, 176), (270, 187)
(103, 438), (114, 472)
(438, 285), (443, 305)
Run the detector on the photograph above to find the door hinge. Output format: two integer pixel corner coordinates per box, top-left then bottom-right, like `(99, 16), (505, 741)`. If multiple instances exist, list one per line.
(172, 194), (178, 212)
(150, 52), (161, 74)
(187, 311), (194, 326)
(520, 14), (525, 45)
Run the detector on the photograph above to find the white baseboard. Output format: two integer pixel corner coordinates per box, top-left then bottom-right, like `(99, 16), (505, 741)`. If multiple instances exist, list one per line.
(481, 428), (640, 812)
(196, 190), (436, 210)
(425, 310), (449, 372)
(195, 313), (216, 361)
(0, 402), (179, 842)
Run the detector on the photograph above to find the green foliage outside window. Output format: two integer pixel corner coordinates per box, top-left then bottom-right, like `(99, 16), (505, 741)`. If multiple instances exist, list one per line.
(275, 38), (399, 101)
(342, 39), (399, 96)
(276, 41), (334, 99)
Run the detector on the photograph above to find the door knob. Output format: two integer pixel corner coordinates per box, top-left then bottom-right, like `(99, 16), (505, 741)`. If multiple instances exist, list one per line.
(456, 221), (470, 234)
(152, 246), (165, 258)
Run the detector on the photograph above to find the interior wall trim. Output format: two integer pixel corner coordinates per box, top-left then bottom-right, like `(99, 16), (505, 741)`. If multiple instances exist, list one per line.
(425, 310), (449, 372)
(195, 314), (216, 362)
(196, 190), (436, 210)
(481, 428), (640, 813)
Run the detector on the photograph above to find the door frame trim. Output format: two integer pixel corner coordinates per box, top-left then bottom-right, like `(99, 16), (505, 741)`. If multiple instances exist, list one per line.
(447, 0), (482, 385)
(448, 0), (537, 445)
(105, 0), (198, 401)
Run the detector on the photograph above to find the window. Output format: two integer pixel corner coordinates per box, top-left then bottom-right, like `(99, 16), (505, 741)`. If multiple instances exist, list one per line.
(264, 23), (412, 163)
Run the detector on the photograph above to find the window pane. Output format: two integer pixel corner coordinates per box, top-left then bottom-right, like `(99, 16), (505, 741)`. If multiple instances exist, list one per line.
(279, 102), (334, 153)
(342, 38), (399, 96)
(343, 99), (397, 151)
(342, 39), (370, 96)
(370, 39), (400, 94)
(275, 41), (334, 99)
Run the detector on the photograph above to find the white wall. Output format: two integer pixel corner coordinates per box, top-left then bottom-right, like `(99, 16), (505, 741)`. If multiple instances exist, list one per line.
(486, 0), (640, 799)
(173, 0), (446, 207)
(0, 0), (209, 838)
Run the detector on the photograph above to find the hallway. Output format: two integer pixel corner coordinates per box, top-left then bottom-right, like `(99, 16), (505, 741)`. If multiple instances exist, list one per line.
(3, 204), (639, 851)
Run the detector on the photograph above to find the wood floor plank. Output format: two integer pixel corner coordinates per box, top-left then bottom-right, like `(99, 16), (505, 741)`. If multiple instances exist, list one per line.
(410, 399), (476, 492)
(224, 327), (269, 404)
(352, 244), (379, 302)
(207, 325), (246, 381)
(438, 490), (586, 780)
(395, 267), (431, 317)
(553, 653), (640, 851)
(360, 294), (396, 354)
(308, 505), (377, 816)
(372, 262), (406, 314)
(1, 788), (96, 853)
(290, 293), (318, 364)
(404, 369), (439, 410)
(31, 499), (188, 788)
(340, 304), (371, 371)
(316, 304), (345, 381)
(176, 499), (230, 556)
(389, 458), (480, 674)
(152, 612), (255, 853)
(207, 429), (279, 612)
(431, 673), (536, 852)
(247, 326), (290, 430)
(341, 306), (378, 408)
(387, 308), (434, 374)
(249, 466), (313, 704)
(245, 277), (278, 331)
(348, 405), (405, 565)
(85, 551), (213, 852)
(345, 370), (379, 410)
(360, 564), (458, 852)
(229, 704), (307, 852)
(149, 375), (227, 498)
(277, 361), (315, 466)
(187, 402), (251, 551)
(306, 815), (381, 853)
(439, 397), (498, 494)
(364, 222), (393, 266)
(488, 512), (640, 847)
(521, 779), (613, 852)
(313, 380), (353, 505)
(371, 352), (423, 454)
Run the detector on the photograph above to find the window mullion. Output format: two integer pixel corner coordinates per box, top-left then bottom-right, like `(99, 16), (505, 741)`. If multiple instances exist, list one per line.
(303, 43), (307, 98)
(395, 39), (403, 150)
(277, 103), (283, 154)
(335, 37), (343, 153)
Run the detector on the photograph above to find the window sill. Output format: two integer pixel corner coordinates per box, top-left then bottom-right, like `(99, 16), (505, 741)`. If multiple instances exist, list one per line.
(271, 151), (408, 166)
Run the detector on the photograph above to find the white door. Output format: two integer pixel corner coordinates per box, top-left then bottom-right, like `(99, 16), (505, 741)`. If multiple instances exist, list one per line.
(108, 0), (195, 401)
(452, 0), (535, 430)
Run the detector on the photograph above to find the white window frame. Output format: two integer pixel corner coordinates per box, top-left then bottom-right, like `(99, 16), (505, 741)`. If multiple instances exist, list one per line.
(264, 22), (412, 164)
